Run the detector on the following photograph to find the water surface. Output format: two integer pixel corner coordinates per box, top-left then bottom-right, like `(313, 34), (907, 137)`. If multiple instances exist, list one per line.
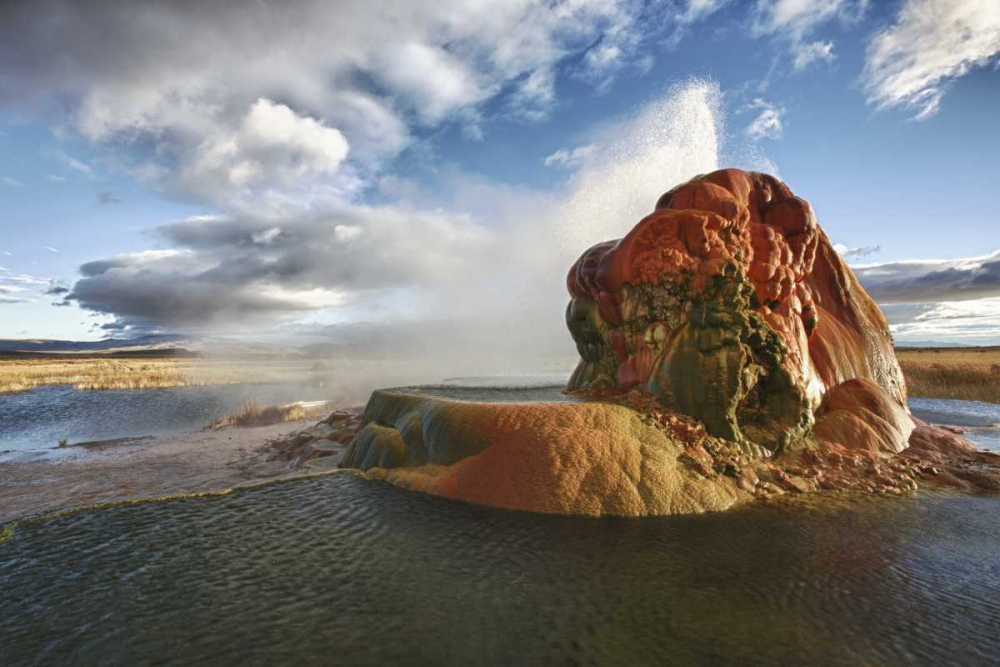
(909, 396), (1000, 452)
(0, 383), (334, 457)
(1, 474), (998, 666)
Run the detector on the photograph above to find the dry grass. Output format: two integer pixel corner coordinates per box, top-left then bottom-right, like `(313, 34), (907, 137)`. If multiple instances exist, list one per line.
(0, 357), (189, 394)
(0, 356), (320, 395)
(896, 347), (1000, 404)
(205, 400), (328, 430)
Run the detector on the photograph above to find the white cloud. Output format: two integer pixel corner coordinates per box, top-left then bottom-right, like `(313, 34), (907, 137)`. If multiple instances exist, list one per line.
(1, 176), (23, 187)
(886, 297), (1000, 345)
(65, 81), (725, 338)
(0, 266), (52, 304)
(678, 0), (729, 24)
(334, 224), (363, 243)
(833, 243), (881, 259)
(863, 0), (1000, 120)
(177, 98), (351, 207)
(44, 246), (59, 253)
(752, 0), (865, 70)
(251, 227), (282, 245)
(543, 144), (597, 168)
(47, 174), (67, 183)
(0, 0), (687, 213)
(52, 150), (95, 176)
(753, 0), (847, 36)
(508, 68), (557, 122)
(745, 98), (785, 139)
(793, 40), (836, 70)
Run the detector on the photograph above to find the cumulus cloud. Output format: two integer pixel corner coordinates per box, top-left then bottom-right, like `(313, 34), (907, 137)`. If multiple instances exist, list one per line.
(66, 207), (494, 331)
(863, 0), (1000, 120)
(175, 98), (352, 206)
(752, 0), (865, 70)
(65, 81), (725, 342)
(854, 250), (1000, 303)
(0, 2), (743, 351)
(745, 98), (785, 139)
(0, 0), (695, 213)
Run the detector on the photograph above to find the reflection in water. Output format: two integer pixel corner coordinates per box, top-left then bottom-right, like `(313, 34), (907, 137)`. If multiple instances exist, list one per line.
(2, 474), (999, 666)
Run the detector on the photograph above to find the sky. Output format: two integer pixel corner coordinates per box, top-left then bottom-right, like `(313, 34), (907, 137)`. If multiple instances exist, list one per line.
(0, 0), (999, 349)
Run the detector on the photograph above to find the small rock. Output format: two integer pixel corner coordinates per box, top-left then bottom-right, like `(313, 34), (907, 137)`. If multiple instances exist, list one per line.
(738, 467), (759, 492)
(291, 439), (342, 468)
(783, 475), (815, 494)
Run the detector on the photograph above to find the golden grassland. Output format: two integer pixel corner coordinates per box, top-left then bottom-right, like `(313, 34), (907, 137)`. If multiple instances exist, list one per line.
(896, 347), (1000, 404)
(0, 356), (320, 395)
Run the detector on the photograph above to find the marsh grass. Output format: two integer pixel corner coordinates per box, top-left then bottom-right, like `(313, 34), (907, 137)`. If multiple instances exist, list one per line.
(0, 356), (321, 395)
(205, 400), (327, 430)
(897, 347), (1000, 404)
(0, 358), (191, 394)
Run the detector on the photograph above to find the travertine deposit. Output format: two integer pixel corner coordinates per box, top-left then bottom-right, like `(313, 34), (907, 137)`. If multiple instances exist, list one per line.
(339, 169), (999, 516)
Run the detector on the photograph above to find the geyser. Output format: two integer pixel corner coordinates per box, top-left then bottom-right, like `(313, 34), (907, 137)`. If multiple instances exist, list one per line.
(338, 169), (995, 517)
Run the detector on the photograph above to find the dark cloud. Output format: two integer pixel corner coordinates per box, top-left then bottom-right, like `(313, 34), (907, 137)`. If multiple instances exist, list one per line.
(855, 251), (1000, 303)
(94, 191), (121, 205)
(45, 285), (69, 295)
(64, 208), (492, 330)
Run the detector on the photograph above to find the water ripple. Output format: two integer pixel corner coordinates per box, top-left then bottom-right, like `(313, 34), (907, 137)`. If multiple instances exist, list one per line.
(1, 475), (999, 666)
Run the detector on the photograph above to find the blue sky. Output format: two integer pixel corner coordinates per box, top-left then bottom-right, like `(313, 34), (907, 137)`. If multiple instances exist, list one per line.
(1, 0), (998, 346)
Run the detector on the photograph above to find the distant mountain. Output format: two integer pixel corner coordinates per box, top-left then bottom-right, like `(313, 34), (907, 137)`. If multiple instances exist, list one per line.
(0, 334), (188, 354)
(894, 341), (975, 349)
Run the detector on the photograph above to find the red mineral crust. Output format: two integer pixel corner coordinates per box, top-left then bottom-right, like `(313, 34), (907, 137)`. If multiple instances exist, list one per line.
(566, 168), (907, 454)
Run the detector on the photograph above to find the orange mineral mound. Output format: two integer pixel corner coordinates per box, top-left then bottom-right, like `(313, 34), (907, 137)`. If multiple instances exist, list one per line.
(340, 169), (993, 516)
(567, 168), (907, 454)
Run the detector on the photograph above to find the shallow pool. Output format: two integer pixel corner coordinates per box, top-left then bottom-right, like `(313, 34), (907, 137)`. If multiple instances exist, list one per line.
(2, 474), (998, 666)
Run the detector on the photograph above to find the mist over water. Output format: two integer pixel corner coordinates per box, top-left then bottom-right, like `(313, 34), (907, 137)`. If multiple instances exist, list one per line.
(300, 80), (730, 387)
(0, 81), (748, 453)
